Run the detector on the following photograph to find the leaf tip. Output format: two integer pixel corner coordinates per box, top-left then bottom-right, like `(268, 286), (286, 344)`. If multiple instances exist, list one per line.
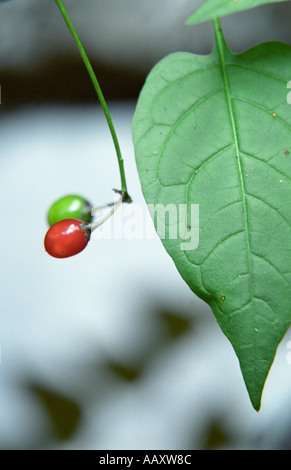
(251, 396), (262, 413)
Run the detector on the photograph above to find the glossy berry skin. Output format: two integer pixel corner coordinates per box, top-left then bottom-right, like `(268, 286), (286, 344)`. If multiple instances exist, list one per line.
(44, 219), (90, 258)
(47, 195), (92, 226)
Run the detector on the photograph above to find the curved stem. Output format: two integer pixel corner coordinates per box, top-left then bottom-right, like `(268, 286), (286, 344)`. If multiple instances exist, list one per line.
(54, 0), (130, 198)
(91, 202), (115, 212)
(83, 192), (125, 233)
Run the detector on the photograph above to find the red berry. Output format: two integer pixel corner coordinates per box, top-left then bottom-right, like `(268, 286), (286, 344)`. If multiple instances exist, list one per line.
(44, 219), (90, 258)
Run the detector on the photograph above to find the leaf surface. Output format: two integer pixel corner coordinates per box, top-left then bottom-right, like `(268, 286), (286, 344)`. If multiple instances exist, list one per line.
(186, 0), (290, 25)
(132, 21), (291, 410)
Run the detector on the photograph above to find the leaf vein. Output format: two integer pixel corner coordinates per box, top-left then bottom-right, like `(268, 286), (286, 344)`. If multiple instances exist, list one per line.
(216, 31), (254, 317)
(201, 230), (245, 267)
(252, 253), (289, 286)
(185, 143), (233, 187)
(226, 62), (288, 84)
(156, 87), (224, 184)
(232, 96), (291, 131)
(246, 192), (291, 230)
(242, 151), (291, 183)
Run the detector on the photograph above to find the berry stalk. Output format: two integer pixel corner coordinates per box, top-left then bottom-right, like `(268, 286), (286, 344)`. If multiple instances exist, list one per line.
(84, 191), (124, 233)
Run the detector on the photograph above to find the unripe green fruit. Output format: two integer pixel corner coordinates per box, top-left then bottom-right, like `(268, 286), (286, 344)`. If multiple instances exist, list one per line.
(47, 195), (92, 226)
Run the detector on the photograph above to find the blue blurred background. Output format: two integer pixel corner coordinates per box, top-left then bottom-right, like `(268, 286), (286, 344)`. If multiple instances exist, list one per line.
(1, 0), (291, 450)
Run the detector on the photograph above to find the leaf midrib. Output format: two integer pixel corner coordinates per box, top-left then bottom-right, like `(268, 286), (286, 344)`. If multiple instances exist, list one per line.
(214, 20), (254, 318)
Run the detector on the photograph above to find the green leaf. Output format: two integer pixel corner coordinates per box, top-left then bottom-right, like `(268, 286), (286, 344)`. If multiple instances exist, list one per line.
(132, 19), (291, 411)
(186, 0), (290, 25)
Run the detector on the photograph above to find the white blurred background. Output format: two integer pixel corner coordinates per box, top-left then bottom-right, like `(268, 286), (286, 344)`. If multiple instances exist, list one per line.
(1, 0), (291, 450)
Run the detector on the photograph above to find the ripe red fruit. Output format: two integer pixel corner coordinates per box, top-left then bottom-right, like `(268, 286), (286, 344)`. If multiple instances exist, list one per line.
(44, 219), (91, 258)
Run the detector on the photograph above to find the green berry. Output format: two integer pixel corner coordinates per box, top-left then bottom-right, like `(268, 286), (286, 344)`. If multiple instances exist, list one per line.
(47, 195), (92, 226)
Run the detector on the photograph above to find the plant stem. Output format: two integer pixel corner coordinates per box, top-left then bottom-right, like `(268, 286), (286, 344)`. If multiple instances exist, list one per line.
(83, 193), (124, 233)
(54, 0), (130, 199)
